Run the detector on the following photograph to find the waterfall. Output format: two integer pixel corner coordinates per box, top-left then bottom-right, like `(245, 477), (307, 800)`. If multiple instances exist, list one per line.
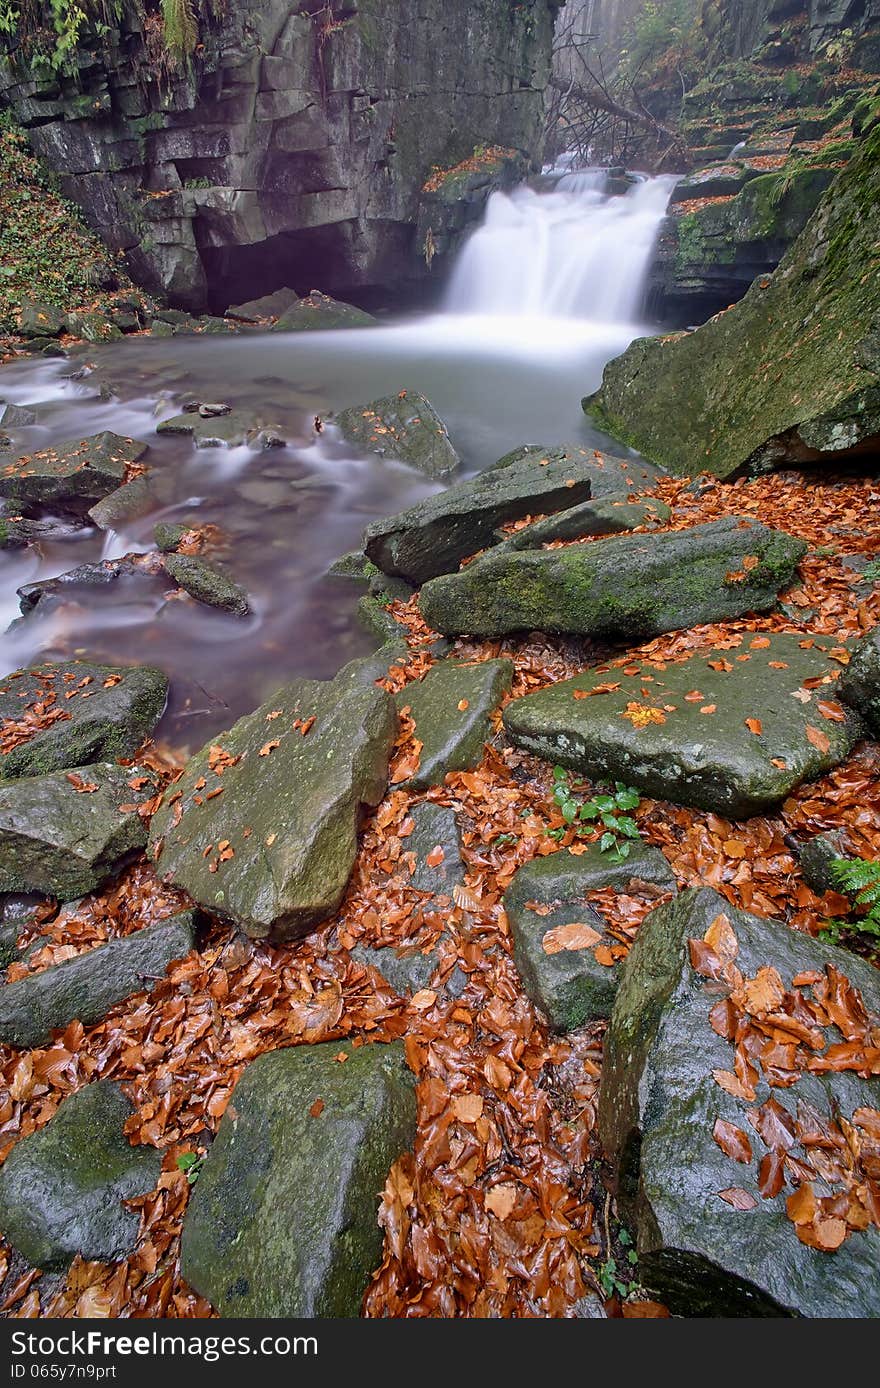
(444, 169), (677, 325)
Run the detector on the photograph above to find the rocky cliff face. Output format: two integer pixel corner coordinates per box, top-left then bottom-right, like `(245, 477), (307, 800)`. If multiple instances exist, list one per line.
(0, 1), (561, 310)
(704, 0), (880, 65)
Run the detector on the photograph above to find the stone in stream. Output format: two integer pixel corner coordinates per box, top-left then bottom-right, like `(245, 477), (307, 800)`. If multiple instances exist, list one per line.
(66, 310), (123, 344)
(180, 1040), (416, 1317)
(420, 516), (806, 639)
(226, 287), (299, 323)
(0, 515), (82, 550)
(0, 432), (147, 511)
(0, 660), (168, 780)
(503, 632), (862, 818)
(494, 495), (672, 550)
(363, 450), (604, 584)
(17, 552), (166, 617)
(0, 403), (37, 429)
(327, 550), (379, 582)
(273, 290), (378, 332)
(489, 443), (663, 494)
(163, 553), (250, 617)
(156, 410), (285, 449)
(584, 122), (880, 478)
(0, 911), (197, 1049)
(149, 673), (397, 940)
(88, 474), (161, 530)
(839, 627), (880, 735)
(503, 843), (677, 1030)
(0, 762), (161, 900)
(0, 1081), (161, 1270)
(398, 658), (513, 791)
(16, 301), (67, 339)
(335, 390), (459, 479)
(598, 887), (880, 1317)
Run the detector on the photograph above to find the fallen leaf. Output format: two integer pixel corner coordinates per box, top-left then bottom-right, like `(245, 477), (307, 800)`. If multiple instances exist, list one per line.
(713, 1118), (753, 1164)
(485, 1184), (518, 1220)
(542, 921), (602, 954)
(745, 718), (763, 736)
(805, 724), (831, 754)
(717, 1187), (757, 1210)
(309, 1098), (325, 1118)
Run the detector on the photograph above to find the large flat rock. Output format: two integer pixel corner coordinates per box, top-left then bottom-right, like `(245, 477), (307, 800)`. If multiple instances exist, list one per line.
(504, 842), (677, 1030)
(0, 432), (147, 510)
(180, 1040), (416, 1317)
(0, 1081), (161, 1270)
(274, 291), (377, 332)
(503, 633), (862, 817)
(0, 912), (197, 1049)
(0, 762), (161, 900)
(363, 451), (605, 584)
(0, 660), (168, 780)
(489, 443), (663, 495)
(335, 390), (459, 479)
(420, 516), (806, 639)
(584, 123), (880, 477)
(599, 887), (880, 1317)
(149, 672), (397, 940)
(398, 658), (513, 791)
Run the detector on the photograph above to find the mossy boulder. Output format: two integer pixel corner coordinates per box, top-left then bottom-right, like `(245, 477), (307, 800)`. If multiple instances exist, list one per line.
(587, 124), (880, 477)
(839, 627), (880, 734)
(504, 843), (677, 1030)
(180, 1040), (416, 1317)
(335, 390), (459, 479)
(163, 553), (250, 616)
(87, 474), (159, 530)
(0, 911), (197, 1049)
(16, 301), (67, 338)
(0, 432), (147, 510)
(363, 450), (619, 584)
(0, 1081), (160, 1270)
(0, 762), (161, 900)
(66, 310), (123, 344)
(503, 632), (861, 818)
(227, 287), (299, 322)
(420, 517), (806, 639)
(488, 443), (662, 493)
(494, 496), (671, 550)
(149, 673), (397, 940)
(274, 291), (378, 332)
(0, 660), (168, 780)
(599, 887), (880, 1317)
(398, 658), (513, 790)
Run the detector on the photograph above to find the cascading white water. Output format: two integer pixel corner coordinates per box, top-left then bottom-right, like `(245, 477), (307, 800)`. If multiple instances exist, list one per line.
(445, 168), (677, 324)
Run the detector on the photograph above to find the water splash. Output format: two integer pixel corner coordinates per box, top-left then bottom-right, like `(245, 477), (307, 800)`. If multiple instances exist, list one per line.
(445, 169), (676, 324)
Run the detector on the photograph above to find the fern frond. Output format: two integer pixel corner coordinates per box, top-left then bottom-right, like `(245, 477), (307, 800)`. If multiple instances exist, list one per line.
(830, 857), (880, 894)
(160, 0), (198, 65)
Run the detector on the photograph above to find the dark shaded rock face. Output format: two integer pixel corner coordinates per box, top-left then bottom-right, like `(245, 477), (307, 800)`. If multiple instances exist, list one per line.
(0, 1), (560, 310)
(180, 1040), (416, 1317)
(599, 888), (880, 1317)
(840, 627), (880, 734)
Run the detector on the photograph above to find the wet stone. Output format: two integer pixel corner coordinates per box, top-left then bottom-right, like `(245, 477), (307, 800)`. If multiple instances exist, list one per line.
(503, 842), (676, 1030)
(503, 632), (860, 817)
(273, 290), (377, 332)
(0, 762), (161, 901)
(180, 1041), (416, 1317)
(156, 410), (285, 449)
(405, 801), (465, 894)
(0, 660), (168, 780)
(163, 553), (250, 617)
(398, 658), (514, 791)
(0, 1081), (160, 1270)
(599, 887), (880, 1317)
(840, 628), (880, 735)
(335, 390), (459, 479)
(0, 432), (147, 511)
(495, 495), (672, 550)
(0, 911), (197, 1049)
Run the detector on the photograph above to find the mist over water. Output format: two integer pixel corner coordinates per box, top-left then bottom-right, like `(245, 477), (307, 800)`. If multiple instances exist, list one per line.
(0, 168), (675, 749)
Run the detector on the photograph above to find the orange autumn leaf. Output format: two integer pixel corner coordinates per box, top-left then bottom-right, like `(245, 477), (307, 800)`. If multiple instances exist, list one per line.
(542, 921), (602, 954)
(713, 1118), (753, 1164)
(805, 724), (831, 753)
(718, 1187), (757, 1211)
(745, 717), (763, 735)
(485, 1183), (518, 1220)
(704, 912), (738, 964)
(425, 845), (445, 868)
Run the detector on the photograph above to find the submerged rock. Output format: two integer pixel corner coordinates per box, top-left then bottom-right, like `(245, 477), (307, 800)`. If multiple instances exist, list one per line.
(0, 911), (197, 1049)
(156, 410), (284, 449)
(840, 627), (880, 735)
(180, 1040), (416, 1317)
(149, 673), (396, 940)
(17, 552), (164, 616)
(420, 517), (806, 639)
(163, 553), (250, 616)
(503, 632), (861, 817)
(0, 660), (168, 780)
(503, 843), (676, 1030)
(398, 658), (513, 790)
(88, 474), (160, 530)
(599, 887), (880, 1317)
(0, 1081), (160, 1270)
(273, 290), (377, 332)
(0, 432), (147, 511)
(586, 123), (880, 477)
(363, 450), (602, 584)
(335, 390), (459, 478)
(0, 762), (160, 900)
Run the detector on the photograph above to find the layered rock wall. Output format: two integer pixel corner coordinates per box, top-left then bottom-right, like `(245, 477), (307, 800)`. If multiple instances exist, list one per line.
(0, 1), (561, 309)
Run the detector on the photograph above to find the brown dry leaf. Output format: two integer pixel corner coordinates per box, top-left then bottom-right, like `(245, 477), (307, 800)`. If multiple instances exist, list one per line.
(75, 1285), (113, 1318)
(410, 989), (437, 1011)
(309, 1098), (325, 1118)
(485, 1183), (518, 1221)
(457, 699), (470, 711)
(622, 1300), (671, 1318)
(805, 724), (831, 754)
(594, 944), (617, 967)
(704, 912), (739, 964)
(452, 883), (482, 913)
(542, 921), (602, 954)
(452, 1094), (484, 1124)
(713, 1118), (753, 1164)
(742, 966), (786, 1017)
(745, 718), (763, 736)
(700, 704), (717, 714)
(718, 1187), (758, 1210)
(713, 1069), (756, 1102)
(258, 739), (280, 757)
(425, 845), (445, 869)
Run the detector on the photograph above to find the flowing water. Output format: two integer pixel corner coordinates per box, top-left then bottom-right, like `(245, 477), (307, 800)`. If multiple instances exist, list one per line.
(0, 169), (675, 752)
